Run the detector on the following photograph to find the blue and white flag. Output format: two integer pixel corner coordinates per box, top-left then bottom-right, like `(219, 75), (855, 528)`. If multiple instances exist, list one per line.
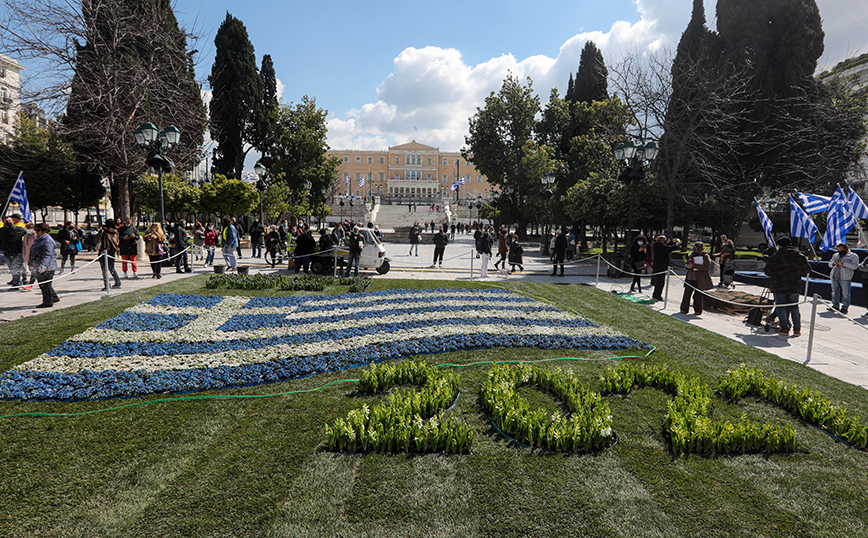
(450, 183), (458, 191)
(820, 186), (856, 251)
(755, 199), (775, 248)
(458, 176), (466, 185)
(789, 196), (818, 244)
(9, 172), (31, 222)
(847, 184), (868, 220)
(345, 174), (350, 187)
(796, 191), (831, 214)
(359, 176), (365, 188)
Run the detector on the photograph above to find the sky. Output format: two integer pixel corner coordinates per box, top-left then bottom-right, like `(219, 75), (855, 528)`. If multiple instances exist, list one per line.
(166, 1), (868, 155)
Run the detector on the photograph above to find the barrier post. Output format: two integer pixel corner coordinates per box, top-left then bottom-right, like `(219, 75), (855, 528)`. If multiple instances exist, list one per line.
(595, 254), (601, 287)
(333, 246), (338, 277)
(102, 251), (111, 295)
(805, 294), (820, 364)
(664, 268), (672, 309)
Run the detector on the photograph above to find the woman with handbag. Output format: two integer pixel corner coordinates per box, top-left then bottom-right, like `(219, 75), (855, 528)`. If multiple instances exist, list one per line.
(144, 223), (167, 279)
(680, 241), (713, 315)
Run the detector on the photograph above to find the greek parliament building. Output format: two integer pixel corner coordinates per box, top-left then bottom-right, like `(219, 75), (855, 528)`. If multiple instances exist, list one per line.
(327, 141), (494, 204)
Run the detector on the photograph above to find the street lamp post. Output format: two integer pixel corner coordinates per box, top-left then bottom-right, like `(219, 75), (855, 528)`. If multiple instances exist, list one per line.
(612, 139), (658, 250)
(540, 173), (556, 235)
(134, 122), (180, 229)
(253, 162), (269, 224)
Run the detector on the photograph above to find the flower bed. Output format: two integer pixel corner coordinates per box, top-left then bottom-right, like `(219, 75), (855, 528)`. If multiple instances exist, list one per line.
(0, 289), (650, 401)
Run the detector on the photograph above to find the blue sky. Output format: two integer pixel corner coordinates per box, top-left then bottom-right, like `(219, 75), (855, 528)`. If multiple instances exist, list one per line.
(174, 0), (865, 153)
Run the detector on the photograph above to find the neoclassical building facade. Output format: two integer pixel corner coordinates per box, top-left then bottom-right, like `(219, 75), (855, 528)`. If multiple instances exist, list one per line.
(327, 141), (495, 204)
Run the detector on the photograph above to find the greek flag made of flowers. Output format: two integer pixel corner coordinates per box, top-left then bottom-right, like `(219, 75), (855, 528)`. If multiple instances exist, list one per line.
(0, 289), (648, 401)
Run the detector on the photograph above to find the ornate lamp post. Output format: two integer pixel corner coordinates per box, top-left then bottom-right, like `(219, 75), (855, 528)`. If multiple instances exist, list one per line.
(134, 122), (180, 229)
(612, 139), (658, 249)
(540, 173), (556, 235)
(253, 162), (269, 224)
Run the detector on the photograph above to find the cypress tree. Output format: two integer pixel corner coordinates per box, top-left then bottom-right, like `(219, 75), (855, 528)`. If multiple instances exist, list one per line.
(209, 13), (263, 179)
(253, 54), (280, 167)
(572, 41), (608, 104)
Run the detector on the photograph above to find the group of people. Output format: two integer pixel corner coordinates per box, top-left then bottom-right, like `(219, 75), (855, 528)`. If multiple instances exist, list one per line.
(0, 214), (59, 307)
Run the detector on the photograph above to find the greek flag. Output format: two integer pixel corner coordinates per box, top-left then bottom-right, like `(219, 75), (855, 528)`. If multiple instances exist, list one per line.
(847, 184), (868, 219)
(820, 186), (856, 251)
(359, 176), (365, 188)
(345, 174), (350, 187)
(9, 172), (31, 222)
(789, 196), (817, 244)
(450, 183), (458, 191)
(796, 191), (831, 214)
(755, 199), (775, 248)
(458, 176), (466, 185)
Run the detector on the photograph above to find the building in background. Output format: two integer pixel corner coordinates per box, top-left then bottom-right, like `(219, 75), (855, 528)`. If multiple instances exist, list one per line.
(0, 53), (25, 144)
(328, 140), (493, 205)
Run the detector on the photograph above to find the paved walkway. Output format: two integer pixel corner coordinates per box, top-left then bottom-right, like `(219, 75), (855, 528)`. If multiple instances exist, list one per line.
(2, 235), (866, 389)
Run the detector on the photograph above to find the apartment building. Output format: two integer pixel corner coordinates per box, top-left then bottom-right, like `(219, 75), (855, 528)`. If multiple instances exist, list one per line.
(0, 54), (25, 144)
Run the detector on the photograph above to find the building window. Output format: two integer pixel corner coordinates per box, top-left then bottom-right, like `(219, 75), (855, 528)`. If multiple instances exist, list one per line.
(355, 156), (361, 163)
(344, 156), (349, 163)
(442, 174), (448, 182)
(426, 173), (432, 181)
(478, 175), (482, 183)
(380, 156), (384, 164)
(455, 158), (460, 166)
(427, 157), (432, 165)
(395, 157), (400, 164)
(379, 173), (385, 181)
(443, 158), (448, 165)
(367, 156), (372, 164)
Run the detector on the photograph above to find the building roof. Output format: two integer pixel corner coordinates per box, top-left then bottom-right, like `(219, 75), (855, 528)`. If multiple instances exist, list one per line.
(388, 140), (439, 152)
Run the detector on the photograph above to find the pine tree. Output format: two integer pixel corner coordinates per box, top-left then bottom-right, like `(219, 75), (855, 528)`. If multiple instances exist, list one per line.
(209, 13), (263, 180)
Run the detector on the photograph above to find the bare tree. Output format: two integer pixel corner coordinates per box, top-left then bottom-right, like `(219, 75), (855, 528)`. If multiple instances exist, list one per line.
(0, 0), (207, 221)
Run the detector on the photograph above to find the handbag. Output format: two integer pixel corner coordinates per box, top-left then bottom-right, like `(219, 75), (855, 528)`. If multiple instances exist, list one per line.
(746, 307), (764, 326)
(156, 242), (165, 255)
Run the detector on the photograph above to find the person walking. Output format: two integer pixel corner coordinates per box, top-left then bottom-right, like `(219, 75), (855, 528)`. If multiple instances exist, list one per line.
(95, 220), (122, 290)
(29, 223), (59, 308)
(651, 235), (681, 301)
(249, 218), (264, 258)
(0, 216), (25, 288)
(409, 222), (421, 256)
(232, 218), (244, 259)
(345, 226), (365, 277)
(222, 218), (239, 271)
(629, 235), (649, 293)
(508, 234), (524, 273)
(828, 242), (860, 315)
(192, 221), (205, 262)
(119, 218), (140, 279)
(764, 236), (811, 336)
(551, 229), (567, 277)
(295, 227), (316, 274)
(203, 223), (218, 266)
(478, 226), (493, 278)
(679, 241), (713, 315)
(432, 226), (448, 268)
(20, 223), (36, 291)
(172, 220), (191, 273)
(143, 223), (167, 279)
(494, 228), (508, 271)
(57, 221), (80, 274)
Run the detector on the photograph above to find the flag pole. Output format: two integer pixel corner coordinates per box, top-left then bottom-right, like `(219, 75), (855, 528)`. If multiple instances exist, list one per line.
(0, 171), (24, 218)
(845, 183), (868, 248)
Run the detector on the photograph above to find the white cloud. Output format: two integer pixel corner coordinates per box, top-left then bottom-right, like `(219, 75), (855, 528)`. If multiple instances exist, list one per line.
(325, 0), (865, 152)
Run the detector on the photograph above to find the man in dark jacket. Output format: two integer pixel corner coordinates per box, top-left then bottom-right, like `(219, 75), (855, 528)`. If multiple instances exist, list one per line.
(345, 226), (365, 277)
(174, 220), (191, 273)
(764, 236), (811, 336)
(551, 229), (568, 277)
(432, 226), (448, 268)
(294, 228), (317, 274)
(249, 219), (264, 258)
(0, 216), (26, 287)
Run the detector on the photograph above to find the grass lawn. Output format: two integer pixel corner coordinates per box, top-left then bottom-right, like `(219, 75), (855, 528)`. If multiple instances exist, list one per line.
(1, 277), (867, 537)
